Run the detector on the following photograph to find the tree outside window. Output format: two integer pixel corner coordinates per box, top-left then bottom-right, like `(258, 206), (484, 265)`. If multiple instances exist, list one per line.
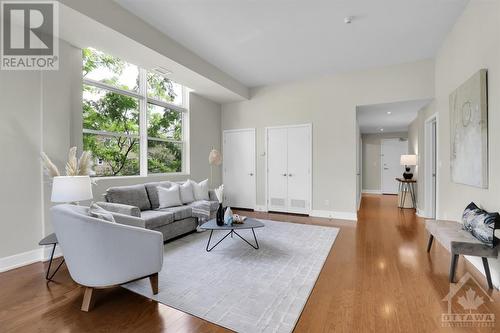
(82, 48), (186, 177)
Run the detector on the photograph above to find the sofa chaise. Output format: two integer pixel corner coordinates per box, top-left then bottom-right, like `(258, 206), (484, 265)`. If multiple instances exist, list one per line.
(98, 181), (219, 241)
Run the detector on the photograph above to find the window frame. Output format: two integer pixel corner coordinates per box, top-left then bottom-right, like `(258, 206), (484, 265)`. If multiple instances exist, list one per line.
(83, 65), (189, 178)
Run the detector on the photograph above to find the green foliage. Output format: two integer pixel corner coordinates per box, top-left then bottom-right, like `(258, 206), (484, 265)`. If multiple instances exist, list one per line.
(82, 48), (182, 177)
(147, 72), (177, 103)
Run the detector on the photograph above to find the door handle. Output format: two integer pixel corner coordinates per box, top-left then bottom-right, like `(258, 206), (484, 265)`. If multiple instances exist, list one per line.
(384, 168), (389, 170)
(282, 173), (287, 176)
(249, 173), (254, 176)
(288, 173), (292, 177)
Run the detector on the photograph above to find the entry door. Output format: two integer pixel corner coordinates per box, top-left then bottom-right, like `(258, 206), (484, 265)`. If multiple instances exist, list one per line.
(381, 139), (408, 194)
(267, 127), (288, 212)
(223, 129), (256, 209)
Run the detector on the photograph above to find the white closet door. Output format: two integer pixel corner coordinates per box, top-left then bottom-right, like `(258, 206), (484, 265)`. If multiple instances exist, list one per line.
(223, 129), (256, 209)
(287, 125), (311, 213)
(267, 127), (288, 212)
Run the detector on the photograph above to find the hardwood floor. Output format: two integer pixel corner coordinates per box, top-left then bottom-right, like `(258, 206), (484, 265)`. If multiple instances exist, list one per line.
(0, 194), (498, 332)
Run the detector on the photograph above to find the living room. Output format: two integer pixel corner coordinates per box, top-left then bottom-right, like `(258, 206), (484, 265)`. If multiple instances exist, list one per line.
(1, 0), (499, 332)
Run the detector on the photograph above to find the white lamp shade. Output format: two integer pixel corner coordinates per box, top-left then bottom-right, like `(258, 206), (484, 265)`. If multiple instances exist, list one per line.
(51, 176), (93, 203)
(400, 154), (417, 166)
(208, 149), (222, 166)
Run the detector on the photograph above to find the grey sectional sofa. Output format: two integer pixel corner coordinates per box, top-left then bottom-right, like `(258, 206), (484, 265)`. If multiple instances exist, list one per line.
(97, 181), (219, 241)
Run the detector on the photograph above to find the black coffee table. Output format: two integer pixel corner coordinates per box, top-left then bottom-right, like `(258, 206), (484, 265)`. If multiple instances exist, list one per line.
(200, 218), (264, 252)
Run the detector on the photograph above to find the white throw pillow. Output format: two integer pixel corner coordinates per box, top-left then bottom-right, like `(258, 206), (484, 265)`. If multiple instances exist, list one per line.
(190, 179), (209, 201)
(89, 203), (115, 223)
(179, 181), (195, 204)
(158, 185), (182, 208)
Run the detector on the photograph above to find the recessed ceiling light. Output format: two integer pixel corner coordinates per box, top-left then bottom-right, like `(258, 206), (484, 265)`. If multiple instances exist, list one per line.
(387, 111), (392, 115)
(380, 128), (384, 132)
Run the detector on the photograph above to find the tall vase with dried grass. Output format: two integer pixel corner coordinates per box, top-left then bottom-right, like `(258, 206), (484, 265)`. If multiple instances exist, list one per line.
(41, 147), (96, 204)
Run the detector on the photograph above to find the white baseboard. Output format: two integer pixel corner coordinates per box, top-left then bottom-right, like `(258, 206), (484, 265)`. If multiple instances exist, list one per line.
(0, 246), (63, 273)
(416, 209), (428, 218)
(254, 205), (268, 212)
(362, 189), (382, 194)
(310, 210), (357, 221)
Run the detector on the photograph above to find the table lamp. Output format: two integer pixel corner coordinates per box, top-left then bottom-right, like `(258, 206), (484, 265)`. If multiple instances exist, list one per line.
(400, 155), (417, 180)
(51, 176), (93, 204)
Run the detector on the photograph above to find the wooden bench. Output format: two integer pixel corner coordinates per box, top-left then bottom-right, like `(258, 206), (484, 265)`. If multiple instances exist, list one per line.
(425, 220), (498, 289)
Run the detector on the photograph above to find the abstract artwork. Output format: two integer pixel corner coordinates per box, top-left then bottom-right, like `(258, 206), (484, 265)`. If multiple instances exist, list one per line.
(450, 69), (488, 188)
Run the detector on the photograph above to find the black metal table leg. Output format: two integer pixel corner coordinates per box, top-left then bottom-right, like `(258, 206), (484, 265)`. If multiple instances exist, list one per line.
(205, 228), (260, 251)
(233, 228), (259, 249)
(409, 183), (416, 209)
(45, 243), (65, 281)
(206, 230), (233, 252)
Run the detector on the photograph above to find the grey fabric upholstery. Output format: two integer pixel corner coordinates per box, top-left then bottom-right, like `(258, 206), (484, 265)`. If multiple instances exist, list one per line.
(140, 210), (174, 229)
(97, 201), (141, 217)
(153, 217), (198, 240)
(110, 212), (146, 228)
(159, 206), (192, 220)
(425, 220), (498, 257)
(101, 182), (221, 242)
(189, 200), (219, 211)
(51, 204), (163, 287)
(145, 181), (173, 210)
(105, 184), (151, 211)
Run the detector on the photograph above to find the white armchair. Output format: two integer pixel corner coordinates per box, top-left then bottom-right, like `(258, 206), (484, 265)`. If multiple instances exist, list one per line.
(51, 204), (163, 311)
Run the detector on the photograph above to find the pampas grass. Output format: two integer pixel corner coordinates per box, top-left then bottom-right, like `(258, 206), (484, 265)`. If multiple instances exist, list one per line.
(41, 147), (94, 178)
(77, 151), (93, 176)
(40, 152), (60, 177)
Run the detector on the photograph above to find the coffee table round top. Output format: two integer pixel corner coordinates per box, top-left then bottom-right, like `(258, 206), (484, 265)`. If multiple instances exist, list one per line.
(201, 218), (265, 230)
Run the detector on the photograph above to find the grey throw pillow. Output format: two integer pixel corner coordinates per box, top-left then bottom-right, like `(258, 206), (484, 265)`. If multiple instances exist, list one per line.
(89, 203), (115, 223)
(462, 202), (500, 247)
(179, 181), (195, 204)
(158, 185), (183, 209)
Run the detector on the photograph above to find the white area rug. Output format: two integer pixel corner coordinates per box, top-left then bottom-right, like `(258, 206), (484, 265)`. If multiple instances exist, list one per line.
(123, 220), (339, 333)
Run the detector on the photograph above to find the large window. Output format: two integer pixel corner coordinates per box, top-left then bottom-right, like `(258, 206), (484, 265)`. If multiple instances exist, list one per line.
(82, 48), (187, 177)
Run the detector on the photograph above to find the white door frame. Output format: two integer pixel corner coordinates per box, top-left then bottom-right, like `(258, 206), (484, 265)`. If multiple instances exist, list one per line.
(380, 138), (407, 194)
(264, 123), (312, 214)
(222, 128), (256, 209)
(424, 113), (439, 218)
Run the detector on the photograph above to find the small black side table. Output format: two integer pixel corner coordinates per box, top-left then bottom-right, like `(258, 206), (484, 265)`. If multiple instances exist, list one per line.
(39, 233), (64, 281)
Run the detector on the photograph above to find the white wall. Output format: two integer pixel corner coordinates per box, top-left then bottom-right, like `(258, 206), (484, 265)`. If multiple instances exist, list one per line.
(433, 0), (500, 287)
(222, 60), (434, 218)
(361, 132), (408, 192)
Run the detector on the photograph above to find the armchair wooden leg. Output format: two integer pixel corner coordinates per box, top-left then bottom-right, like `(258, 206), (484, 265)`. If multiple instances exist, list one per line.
(426, 235), (434, 252)
(149, 273), (159, 295)
(482, 257), (494, 289)
(81, 287), (96, 312)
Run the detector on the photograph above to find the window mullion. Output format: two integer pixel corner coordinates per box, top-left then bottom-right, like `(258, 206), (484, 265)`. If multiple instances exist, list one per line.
(139, 68), (148, 176)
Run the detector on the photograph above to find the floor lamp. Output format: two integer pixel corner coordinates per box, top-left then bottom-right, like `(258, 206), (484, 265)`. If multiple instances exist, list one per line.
(208, 148), (222, 188)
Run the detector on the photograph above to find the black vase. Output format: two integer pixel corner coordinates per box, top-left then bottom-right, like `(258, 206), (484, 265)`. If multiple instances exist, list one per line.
(216, 204), (224, 226)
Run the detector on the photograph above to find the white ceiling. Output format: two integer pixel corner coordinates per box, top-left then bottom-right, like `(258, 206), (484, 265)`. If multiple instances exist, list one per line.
(115, 0), (468, 87)
(357, 99), (431, 134)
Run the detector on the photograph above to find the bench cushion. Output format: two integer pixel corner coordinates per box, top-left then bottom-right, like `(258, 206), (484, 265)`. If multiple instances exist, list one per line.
(425, 220), (498, 258)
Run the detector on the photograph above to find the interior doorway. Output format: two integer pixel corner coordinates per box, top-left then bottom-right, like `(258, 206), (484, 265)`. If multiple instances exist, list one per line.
(424, 115), (438, 218)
